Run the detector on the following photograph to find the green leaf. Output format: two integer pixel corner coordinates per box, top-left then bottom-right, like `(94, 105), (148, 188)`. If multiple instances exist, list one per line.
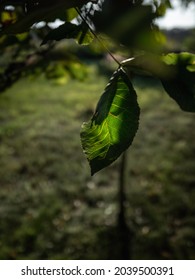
(41, 22), (93, 45)
(76, 23), (94, 45)
(61, 8), (78, 22)
(160, 52), (195, 112)
(80, 68), (140, 175)
(122, 52), (195, 112)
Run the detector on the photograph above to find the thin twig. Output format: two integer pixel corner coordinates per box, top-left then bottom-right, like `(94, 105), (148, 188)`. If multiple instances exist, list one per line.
(75, 7), (122, 67)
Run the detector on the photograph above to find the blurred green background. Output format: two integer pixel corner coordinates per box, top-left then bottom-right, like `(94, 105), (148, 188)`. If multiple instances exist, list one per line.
(0, 27), (195, 259)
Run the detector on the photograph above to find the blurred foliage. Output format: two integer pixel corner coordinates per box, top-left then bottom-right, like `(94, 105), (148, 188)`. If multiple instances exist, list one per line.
(45, 60), (88, 84)
(41, 22), (94, 46)
(88, 0), (167, 52)
(0, 28), (91, 92)
(0, 0), (193, 93)
(0, 0), (91, 33)
(0, 0), (172, 49)
(162, 28), (195, 53)
(181, 0), (195, 5)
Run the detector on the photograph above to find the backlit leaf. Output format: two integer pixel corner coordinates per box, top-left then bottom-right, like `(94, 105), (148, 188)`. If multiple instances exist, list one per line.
(80, 68), (140, 175)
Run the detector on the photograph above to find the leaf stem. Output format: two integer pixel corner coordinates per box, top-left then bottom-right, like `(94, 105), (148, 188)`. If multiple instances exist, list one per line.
(75, 7), (122, 67)
(118, 151), (131, 259)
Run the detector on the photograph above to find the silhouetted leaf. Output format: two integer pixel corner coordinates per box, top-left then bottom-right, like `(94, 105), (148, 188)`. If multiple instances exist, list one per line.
(0, 0), (92, 34)
(122, 52), (195, 112)
(80, 68), (140, 175)
(42, 22), (93, 45)
(160, 53), (195, 112)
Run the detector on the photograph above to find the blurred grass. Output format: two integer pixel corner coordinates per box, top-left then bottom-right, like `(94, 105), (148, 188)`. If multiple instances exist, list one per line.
(0, 62), (195, 259)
